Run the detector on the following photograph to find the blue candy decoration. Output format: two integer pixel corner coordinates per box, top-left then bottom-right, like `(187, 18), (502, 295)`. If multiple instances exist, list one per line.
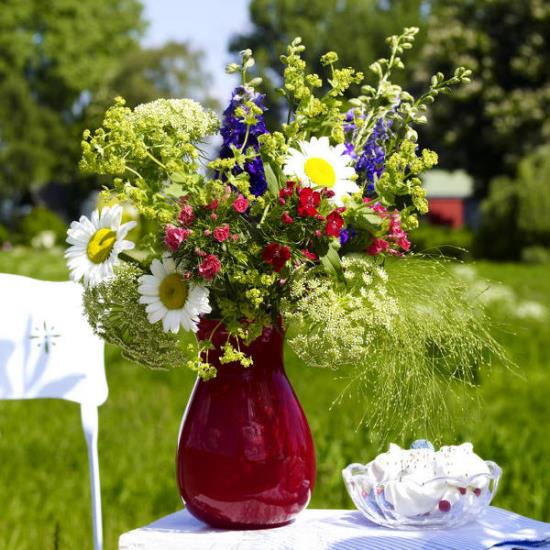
(410, 439), (435, 451)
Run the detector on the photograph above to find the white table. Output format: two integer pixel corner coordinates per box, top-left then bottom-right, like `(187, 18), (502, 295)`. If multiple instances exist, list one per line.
(119, 507), (550, 550)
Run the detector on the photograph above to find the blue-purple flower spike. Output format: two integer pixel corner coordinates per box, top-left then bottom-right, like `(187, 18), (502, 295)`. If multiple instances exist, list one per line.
(219, 86), (268, 196)
(356, 117), (391, 193)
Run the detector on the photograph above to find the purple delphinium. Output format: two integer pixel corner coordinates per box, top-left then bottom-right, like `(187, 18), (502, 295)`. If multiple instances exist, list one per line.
(339, 225), (357, 246)
(356, 117), (391, 193)
(343, 141), (357, 160)
(343, 108), (358, 133)
(219, 86), (268, 196)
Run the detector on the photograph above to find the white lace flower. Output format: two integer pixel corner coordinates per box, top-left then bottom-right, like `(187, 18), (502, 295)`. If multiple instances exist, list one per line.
(283, 136), (358, 206)
(65, 205), (136, 287)
(138, 257), (211, 334)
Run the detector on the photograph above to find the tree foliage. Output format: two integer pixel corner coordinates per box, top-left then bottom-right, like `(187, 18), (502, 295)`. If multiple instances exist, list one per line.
(416, 0), (550, 193)
(0, 1), (216, 202)
(475, 144), (550, 260)
(0, 0), (144, 193)
(90, 41), (218, 115)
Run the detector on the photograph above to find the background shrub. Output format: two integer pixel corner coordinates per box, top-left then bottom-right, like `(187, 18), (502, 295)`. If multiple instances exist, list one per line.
(411, 224), (473, 260)
(475, 145), (550, 260)
(16, 206), (67, 247)
(0, 224), (9, 245)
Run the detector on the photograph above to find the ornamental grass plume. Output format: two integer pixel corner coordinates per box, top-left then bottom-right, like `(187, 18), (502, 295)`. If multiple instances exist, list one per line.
(283, 257), (511, 444)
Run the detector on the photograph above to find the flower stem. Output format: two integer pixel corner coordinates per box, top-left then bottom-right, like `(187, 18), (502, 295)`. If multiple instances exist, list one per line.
(119, 251), (146, 270)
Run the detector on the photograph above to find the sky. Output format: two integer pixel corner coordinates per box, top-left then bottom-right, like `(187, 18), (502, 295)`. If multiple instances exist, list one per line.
(142, 0), (252, 105)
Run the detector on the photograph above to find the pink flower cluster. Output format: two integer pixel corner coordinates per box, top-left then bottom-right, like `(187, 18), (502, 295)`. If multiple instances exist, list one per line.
(364, 199), (411, 256)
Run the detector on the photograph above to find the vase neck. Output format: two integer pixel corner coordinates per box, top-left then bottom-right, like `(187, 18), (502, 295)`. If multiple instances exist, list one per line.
(197, 318), (285, 376)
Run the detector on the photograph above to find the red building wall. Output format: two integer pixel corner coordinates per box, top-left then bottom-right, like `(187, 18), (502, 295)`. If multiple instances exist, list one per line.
(427, 198), (465, 228)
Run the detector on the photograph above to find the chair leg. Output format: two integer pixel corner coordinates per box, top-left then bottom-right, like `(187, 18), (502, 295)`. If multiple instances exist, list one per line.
(81, 404), (103, 550)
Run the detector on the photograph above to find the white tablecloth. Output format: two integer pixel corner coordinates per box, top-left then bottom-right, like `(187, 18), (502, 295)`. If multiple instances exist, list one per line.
(119, 507), (550, 550)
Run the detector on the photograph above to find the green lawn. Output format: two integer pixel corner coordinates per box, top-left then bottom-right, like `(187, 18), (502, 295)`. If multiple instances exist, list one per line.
(1, 248), (549, 549)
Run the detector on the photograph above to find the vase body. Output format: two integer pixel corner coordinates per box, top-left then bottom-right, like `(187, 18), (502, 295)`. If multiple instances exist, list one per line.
(176, 319), (316, 529)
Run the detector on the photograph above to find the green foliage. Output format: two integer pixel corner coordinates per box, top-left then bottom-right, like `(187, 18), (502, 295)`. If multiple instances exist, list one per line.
(375, 141), (439, 229)
(90, 41), (219, 112)
(475, 145), (550, 260)
(0, 2), (217, 209)
(411, 224), (474, 260)
(522, 246), (550, 265)
(416, 0), (550, 191)
(16, 207), (67, 246)
(0, 0), (144, 195)
(278, 37), (364, 144)
(231, 0), (429, 126)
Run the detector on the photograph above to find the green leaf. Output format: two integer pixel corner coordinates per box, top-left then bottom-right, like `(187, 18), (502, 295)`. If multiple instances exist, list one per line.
(263, 161), (283, 197)
(320, 242), (343, 280)
(164, 181), (183, 197)
(168, 171), (188, 183)
(352, 206), (384, 231)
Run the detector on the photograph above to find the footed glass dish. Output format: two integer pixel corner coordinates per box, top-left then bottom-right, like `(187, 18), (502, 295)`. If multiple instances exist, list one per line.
(342, 459), (501, 530)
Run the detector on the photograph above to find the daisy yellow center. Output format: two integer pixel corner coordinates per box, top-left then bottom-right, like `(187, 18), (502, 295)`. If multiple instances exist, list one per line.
(159, 273), (188, 310)
(304, 157), (336, 187)
(87, 228), (117, 264)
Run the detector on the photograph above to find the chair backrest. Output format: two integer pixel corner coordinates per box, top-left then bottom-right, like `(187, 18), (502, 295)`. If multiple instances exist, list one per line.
(0, 274), (107, 406)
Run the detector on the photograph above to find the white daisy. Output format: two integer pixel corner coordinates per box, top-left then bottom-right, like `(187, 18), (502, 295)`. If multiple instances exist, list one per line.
(138, 257), (211, 334)
(65, 205), (137, 287)
(283, 136), (359, 206)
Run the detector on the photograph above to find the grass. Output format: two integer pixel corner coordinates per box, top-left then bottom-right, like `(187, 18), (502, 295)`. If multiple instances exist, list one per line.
(0, 248), (549, 549)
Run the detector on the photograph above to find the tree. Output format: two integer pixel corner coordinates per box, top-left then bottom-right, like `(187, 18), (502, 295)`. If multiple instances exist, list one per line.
(90, 42), (218, 114)
(475, 144), (550, 260)
(230, 0), (428, 126)
(0, 2), (216, 208)
(0, 0), (145, 195)
(415, 0), (550, 194)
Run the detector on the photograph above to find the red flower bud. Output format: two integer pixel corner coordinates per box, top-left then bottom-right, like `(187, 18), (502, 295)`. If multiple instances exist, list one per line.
(281, 212), (294, 224)
(164, 225), (191, 251)
(178, 204), (195, 226)
(325, 210), (345, 237)
(301, 249), (318, 261)
(367, 238), (389, 256)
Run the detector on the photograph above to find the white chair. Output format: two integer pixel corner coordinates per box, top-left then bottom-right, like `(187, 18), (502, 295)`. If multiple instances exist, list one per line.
(0, 274), (107, 550)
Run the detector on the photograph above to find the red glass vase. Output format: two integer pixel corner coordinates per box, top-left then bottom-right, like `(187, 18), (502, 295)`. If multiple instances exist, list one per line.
(176, 319), (316, 529)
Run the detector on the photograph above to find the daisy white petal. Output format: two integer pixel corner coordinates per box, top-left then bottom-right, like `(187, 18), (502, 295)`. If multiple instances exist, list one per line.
(64, 205), (135, 287)
(137, 258), (211, 334)
(283, 136), (358, 205)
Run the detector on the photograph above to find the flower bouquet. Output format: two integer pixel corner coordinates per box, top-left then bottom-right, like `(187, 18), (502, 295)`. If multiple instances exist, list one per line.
(66, 28), (505, 529)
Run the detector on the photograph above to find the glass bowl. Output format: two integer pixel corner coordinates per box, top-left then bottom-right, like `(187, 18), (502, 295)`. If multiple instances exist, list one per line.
(342, 460), (501, 529)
